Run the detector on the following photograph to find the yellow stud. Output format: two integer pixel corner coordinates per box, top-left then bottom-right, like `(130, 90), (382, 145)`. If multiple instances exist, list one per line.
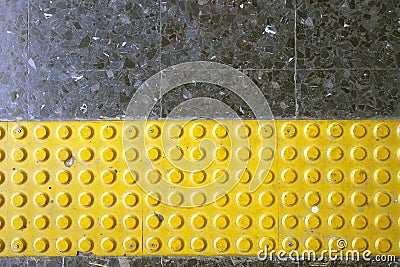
(351, 214), (368, 229)
(259, 191), (275, 207)
(237, 124), (251, 138)
(11, 215), (27, 230)
(213, 214), (229, 229)
(259, 124), (274, 139)
(11, 238), (26, 253)
(328, 191), (344, 206)
(101, 192), (116, 207)
(102, 147), (117, 162)
(146, 124), (160, 138)
(146, 237), (161, 252)
(328, 214), (344, 229)
(281, 191), (297, 207)
(374, 214), (391, 230)
(236, 237), (252, 253)
(102, 125), (116, 139)
(352, 237), (368, 252)
(282, 214), (298, 229)
(236, 215), (252, 229)
(12, 125), (27, 139)
(374, 146), (390, 161)
(281, 146), (297, 161)
(305, 214), (321, 229)
(304, 146), (320, 161)
(259, 215), (275, 230)
(191, 170), (206, 184)
(351, 169), (367, 184)
(34, 125), (49, 139)
(34, 192), (49, 207)
(56, 125), (72, 139)
(12, 147), (27, 162)
(11, 170), (27, 185)
(56, 215), (72, 230)
(79, 169), (94, 184)
(123, 215), (139, 230)
(101, 214), (117, 230)
(327, 146), (343, 161)
(351, 192), (367, 207)
(305, 123), (320, 138)
(78, 215), (93, 230)
(34, 148), (49, 162)
(101, 237), (116, 252)
(190, 237), (206, 252)
(79, 125), (94, 139)
(168, 237), (184, 252)
(56, 237), (71, 253)
(351, 123), (366, 138)
(351, 146), (367, 161)
(79, 147), (94, 162)
(78, 237), (94, 252)
(327, 123), (343, 138)
(304, 168), (320, 183)
(124, 125), (138, 139)
(33, 215), (49, 230)
(281, 168), (297, 184)
(191, 124), (206, 138)
(214, 237), (229, 252)
(123, 192), (139, 207)
(282, 123), (296, 138)
(168, 124), (183, 139)
(373, 123), (390, 139)
(305, 237), (321, 251)
(123, 238), (139, 252)
(214, 124), (228, 138)
(33, 238), (49, 253)
(168, 214), (184, 229)
(282, 237), (298, 251)
(191, 214), (206, 229)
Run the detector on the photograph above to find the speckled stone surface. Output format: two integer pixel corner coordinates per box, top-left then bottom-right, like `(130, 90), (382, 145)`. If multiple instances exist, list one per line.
(0, 0), (400, 266)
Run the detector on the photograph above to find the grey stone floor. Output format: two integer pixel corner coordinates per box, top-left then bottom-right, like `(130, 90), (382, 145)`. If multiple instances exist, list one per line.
(0, 0), (400, 266)
(0, 0), (399, 121)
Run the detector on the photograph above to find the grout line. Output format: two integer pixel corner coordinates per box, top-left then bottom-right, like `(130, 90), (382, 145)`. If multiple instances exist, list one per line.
(159, 0), (163, 118)
(27, 0), (30, 120)
(294, 0), (299, 118)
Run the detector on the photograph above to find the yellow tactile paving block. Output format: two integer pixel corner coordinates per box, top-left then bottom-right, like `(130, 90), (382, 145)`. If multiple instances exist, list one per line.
(0, 120), (398, 257)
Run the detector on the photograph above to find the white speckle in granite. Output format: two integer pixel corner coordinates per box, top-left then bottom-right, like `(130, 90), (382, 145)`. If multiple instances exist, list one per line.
(279, 102), (288, 110)
(40, 104), (45, 110)
(44, 13), (53, 19)
(71, 74), (83, 81)
(106, 70), (114, 78)
(92, 37), (100, 40)
(304, 17), (314, 27)
(264, 25), (277, 36)
(80, 103), (88, 113)
(28, 58), (36, 70)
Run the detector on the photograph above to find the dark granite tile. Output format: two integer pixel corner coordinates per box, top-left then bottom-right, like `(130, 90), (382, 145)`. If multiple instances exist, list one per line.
(244, 70), (296, 118)
(297, 69), (400, 118)
(159, 69), (295, 119)
(159, 82), (256, 119)
(27, 69), (159, 120)
(297, 0), (400, 69)
(161, 0), (295, 69)
(0, 0), (28, 120)
(28, 0), (160, 72)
